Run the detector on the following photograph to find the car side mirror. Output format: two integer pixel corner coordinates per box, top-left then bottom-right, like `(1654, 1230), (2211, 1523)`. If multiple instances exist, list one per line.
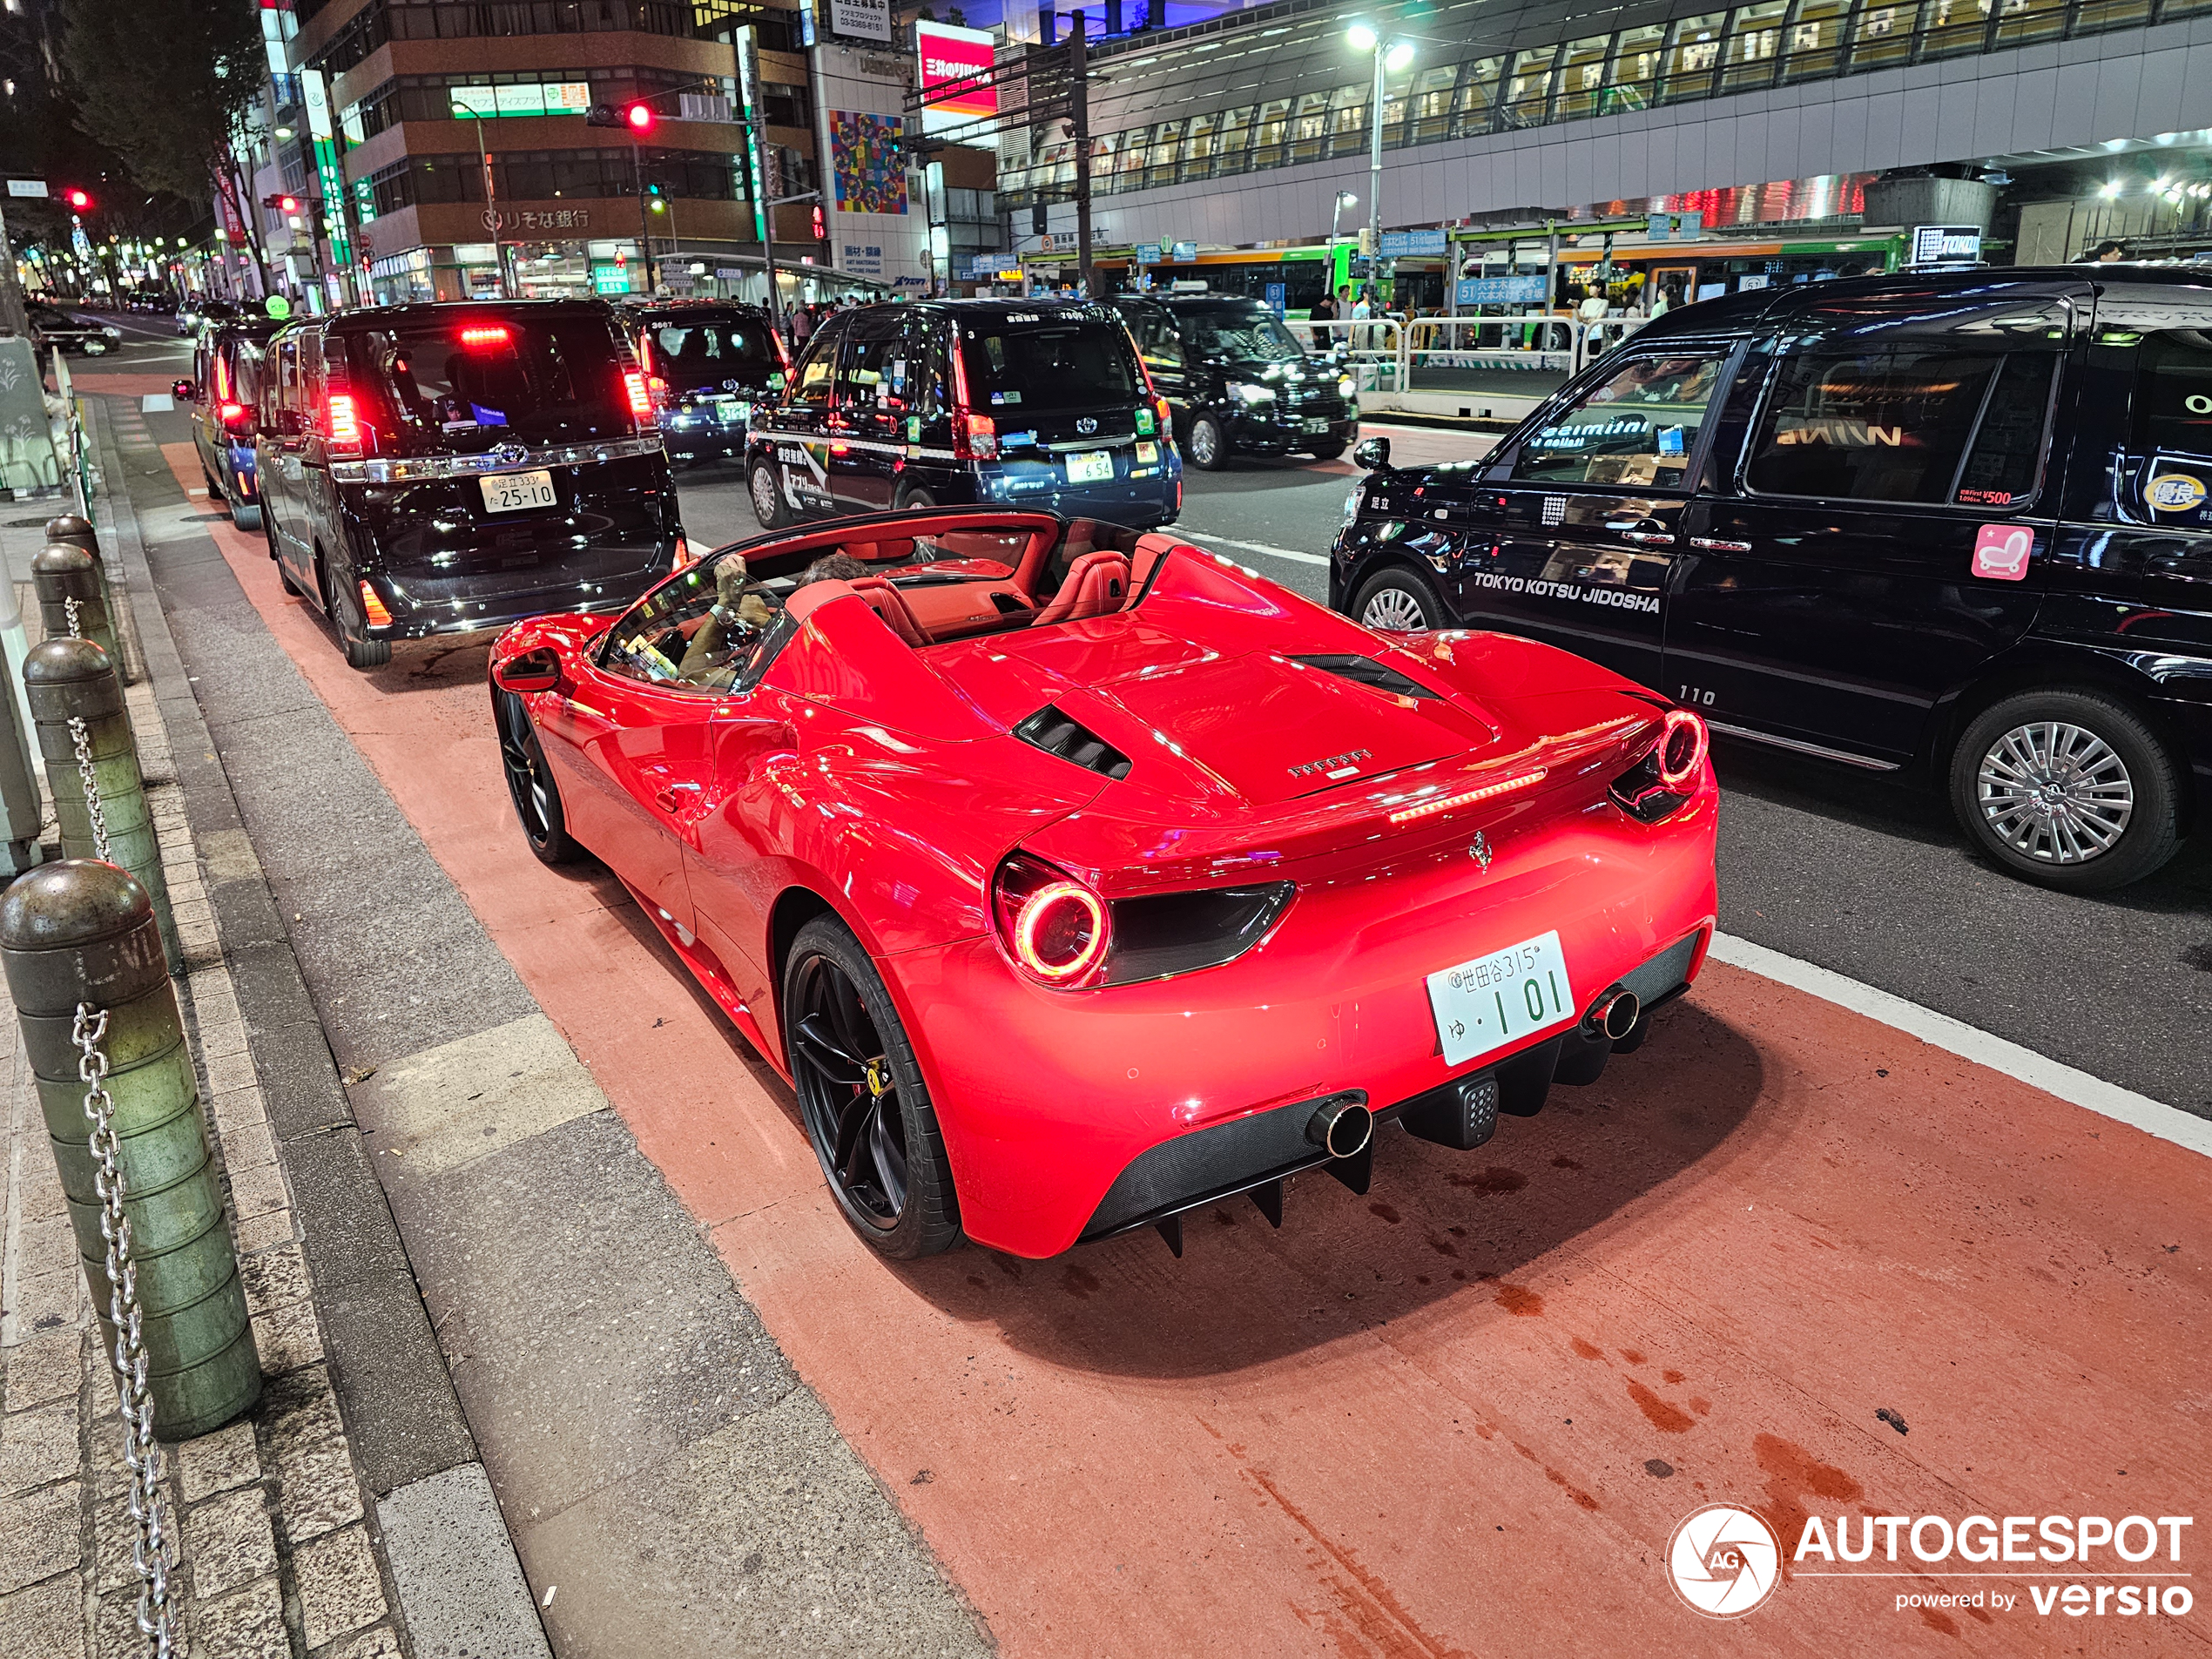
(172, 379), (197, 401)
(1353, 435), (1391, 470)
(496, 646), (564, 696)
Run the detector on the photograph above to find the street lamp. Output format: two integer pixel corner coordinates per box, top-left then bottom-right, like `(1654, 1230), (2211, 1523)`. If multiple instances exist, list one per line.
(1332, 190), (1358, 239)
(1345, 21), (1413, 299)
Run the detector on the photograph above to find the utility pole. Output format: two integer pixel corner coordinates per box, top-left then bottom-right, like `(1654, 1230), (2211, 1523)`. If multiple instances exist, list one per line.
(0, 201), (30, 339)
(732, 24), (780, 331)
(631, 138), (656, 294)
(1069, 11), (1092, 298)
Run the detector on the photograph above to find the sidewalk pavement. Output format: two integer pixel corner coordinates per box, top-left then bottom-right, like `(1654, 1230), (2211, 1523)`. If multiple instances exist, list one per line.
(0, 516), (406, 1656)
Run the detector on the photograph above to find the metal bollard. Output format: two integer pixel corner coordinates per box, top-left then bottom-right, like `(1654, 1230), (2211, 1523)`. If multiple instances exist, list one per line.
(31, 541), (122, 670)
(24, 637), (179, 970)
(41, 515), (118, 625)
(0, 859), (260, 1445)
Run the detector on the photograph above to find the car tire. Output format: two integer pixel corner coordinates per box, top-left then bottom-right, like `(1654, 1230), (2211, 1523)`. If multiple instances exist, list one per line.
(1948, 688), (2182, 893)
(232, 502), (262, 532)
(749, 457), (792, 529)
(1186, 414), (1229, 471)
(894, 484), (937, 511)
(784, 914), (961, 1259)
(278, 564), (302, 597)
(324, 558), (392, 671)
(1309, 439), (1348, 461)
(495, 689), (581, 866)
(1352, 566), (1443, 634)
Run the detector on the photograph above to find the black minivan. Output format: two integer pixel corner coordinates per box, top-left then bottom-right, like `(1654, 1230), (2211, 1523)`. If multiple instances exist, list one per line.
(1331, 267), (2212, 892)
(255, 300), (679, 668)
(743, 300), (1181, 531)
(617, 298), (786, 466)
(1113, 293), (1359, 469)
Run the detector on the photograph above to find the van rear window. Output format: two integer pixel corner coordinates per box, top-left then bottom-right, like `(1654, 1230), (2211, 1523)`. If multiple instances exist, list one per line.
(644, 315), (777, 390)
(960, 322), (1140, 412)
(359, 315), (633, 448)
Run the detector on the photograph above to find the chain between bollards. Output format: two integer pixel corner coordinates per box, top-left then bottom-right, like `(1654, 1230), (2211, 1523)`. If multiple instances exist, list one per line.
(69, 713), (112, 862)
(74, 1001), (179, 1656)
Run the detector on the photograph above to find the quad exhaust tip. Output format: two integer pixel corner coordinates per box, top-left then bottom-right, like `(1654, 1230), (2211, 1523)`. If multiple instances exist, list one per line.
(1307, 1096), (1374, 1160)
(1588, 987), (1641, 1042)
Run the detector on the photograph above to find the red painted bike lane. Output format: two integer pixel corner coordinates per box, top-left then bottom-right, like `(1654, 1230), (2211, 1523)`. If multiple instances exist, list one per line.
(163, 443), (2212, 1656)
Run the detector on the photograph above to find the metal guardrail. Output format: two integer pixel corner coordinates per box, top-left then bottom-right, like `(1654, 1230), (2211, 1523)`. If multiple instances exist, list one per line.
(1300, 315), (1406, 391)
(1384, 314), (1652, 404)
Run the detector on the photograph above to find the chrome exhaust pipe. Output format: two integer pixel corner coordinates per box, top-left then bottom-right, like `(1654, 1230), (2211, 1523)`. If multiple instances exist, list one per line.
(1307, 1096), (1374, 1159)
(1587, 987), (1641, 1042)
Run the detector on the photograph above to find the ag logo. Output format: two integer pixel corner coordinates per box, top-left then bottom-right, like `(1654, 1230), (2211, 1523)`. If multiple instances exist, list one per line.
(1667, 1504), (1781, 1619)
(2148, 471), (2207, 512)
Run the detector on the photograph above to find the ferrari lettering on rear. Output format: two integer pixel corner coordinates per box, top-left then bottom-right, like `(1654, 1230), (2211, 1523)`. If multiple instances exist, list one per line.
(1287, 746), (1372, 779)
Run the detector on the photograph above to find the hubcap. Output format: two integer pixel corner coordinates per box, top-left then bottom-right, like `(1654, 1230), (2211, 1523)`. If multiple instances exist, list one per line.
(1190, 422), (1218, 465)
(790, 956), (908, 1228)
(496, 696), (554, 846)
(1361, 586), (1429, 632)
(752, 468), (779, 520)
(1977, 720), (2134, 865)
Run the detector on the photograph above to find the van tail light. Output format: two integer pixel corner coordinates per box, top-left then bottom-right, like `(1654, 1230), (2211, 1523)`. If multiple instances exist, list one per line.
(770, 327), (792, 369)
(357, 582), (393, 630)
(213, 354), (232, 401)
(623, 369), (655, 426)
(219, 401), (253, 435)
(325, 392), (363, 455)
(1155, 395), (1173, 435)
(1608, 708), (1710, 824)
(954, 410), (997, 461)
(993, 854), (1109, 988)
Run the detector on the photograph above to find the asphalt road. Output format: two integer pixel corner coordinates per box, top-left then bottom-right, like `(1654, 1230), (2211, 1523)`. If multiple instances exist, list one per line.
(105, 315), (2211, 1114)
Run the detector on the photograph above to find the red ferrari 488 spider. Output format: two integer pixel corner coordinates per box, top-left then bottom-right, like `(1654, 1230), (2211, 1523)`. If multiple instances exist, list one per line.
(489, 509), (1718, 1260)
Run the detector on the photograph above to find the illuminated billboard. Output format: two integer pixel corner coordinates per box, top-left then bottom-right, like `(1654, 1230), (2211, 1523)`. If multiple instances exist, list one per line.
(916, 21), (995, 139)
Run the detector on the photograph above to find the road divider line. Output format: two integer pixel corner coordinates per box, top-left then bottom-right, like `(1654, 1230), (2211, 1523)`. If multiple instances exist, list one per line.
(1176, 529), (1332, 566)
(1710, 930), (2212, 1158)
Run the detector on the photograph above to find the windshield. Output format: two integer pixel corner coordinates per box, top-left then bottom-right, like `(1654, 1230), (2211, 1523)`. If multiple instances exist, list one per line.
(358, 314), (635, 451)
(1185, 310), (1305, 363)
(644, 314), (778, 392)
(958, 321), (1141, 413)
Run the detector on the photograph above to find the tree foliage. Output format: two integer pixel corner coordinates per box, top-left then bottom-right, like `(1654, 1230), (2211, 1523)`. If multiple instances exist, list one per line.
(57, 0), (260, 206)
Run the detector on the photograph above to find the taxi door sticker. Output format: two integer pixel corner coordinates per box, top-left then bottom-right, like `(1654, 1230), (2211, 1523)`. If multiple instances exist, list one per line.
(1971, 523), (2033, 581)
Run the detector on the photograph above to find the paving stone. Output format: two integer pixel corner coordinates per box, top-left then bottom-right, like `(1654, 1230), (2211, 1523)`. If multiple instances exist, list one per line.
(179, 1486), (274, 1599)
(173, 1422), (260, 1504)
(93, 1492), (180, 1594)
(274, 1433), (362, 1545)
(261, 1367), (344, 1458)
(225, 1161), (288, 1223)
(195, 1021), (249, 1062)
(203, 1050), (256, 1098)
(318, 1623), (403, 1659)
(293, 1524), (384, 1649)
(232, 1211), (295, 1258)
(0, 1574), (83, 1657)
(239, 1243), (310, 1320)
(187, 1573), (287, 1659)
(0, 1401), (79, 1497)
(253, 1298), (322, 1377)
(218, 1121), (277, 1171)
(2, 1331), (84, 1413)
(10, 1269), (83, 1339)
(92, 1588), (154, 1659)
(377, 1463), (549, 1659)
(208, 1086), (266, 1135)
(0, 1481), (78, 1594)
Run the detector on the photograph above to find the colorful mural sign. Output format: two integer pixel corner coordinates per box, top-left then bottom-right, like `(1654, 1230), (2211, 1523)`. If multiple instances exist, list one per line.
(828, 111), (908, 216)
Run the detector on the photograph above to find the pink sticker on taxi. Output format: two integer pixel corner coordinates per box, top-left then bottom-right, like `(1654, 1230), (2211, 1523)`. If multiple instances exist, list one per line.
(1971, 523), (2033, 581)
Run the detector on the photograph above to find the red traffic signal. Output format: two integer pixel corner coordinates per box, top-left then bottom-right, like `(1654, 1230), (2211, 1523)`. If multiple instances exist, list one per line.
(65, 189), (90, 210)
(624, 102), (656, 134)
(811, 204), (826, 240)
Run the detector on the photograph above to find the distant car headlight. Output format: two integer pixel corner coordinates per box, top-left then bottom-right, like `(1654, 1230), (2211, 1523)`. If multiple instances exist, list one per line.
(1233, 382), (1275, 405)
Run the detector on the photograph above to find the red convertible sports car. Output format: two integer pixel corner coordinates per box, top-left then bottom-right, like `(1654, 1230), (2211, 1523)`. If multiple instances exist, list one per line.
(489, 508), (1719, 1260)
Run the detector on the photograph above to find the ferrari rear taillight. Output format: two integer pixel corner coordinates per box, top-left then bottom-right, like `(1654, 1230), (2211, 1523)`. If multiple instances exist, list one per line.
(1657, 707), (1708, 789)
(995, 854), (1109, 988)
(1609, 708), (1710, 824)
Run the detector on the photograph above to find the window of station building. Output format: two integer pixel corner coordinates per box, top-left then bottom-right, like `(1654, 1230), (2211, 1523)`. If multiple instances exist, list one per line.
(1721, 1), (1790, 90)
(1552, 36), (1611, 122)
(1850, 1), (1919, 70)
(1290, 91), (1332, 165)
(1920, 0), (1994, 59)
(1147, 121), (1184, 185)
(1214, 106), (1252, 170)
(1454, 60), (1502, 136)
(1326, 83), (1368, 155)
(2069, 0), (2150, 32)
(1183, 112), (1218, 179)
(1781, 0), (1850, 79)
(1410, 66), (1458, 143)
(1251, 99), (1291, 170)
(1992, 0), (2069, 48)
(1502, 48), (1555, 129)
(1605, 25), (1667, 112)
(1662, 14), (1726, 101)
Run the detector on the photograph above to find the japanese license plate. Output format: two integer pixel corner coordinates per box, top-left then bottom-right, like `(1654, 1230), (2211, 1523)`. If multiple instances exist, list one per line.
(1426, 929), (1575, 1067)
(1064, 449), (1115, 484)
(717, 398), (750, 423)
(480, 469), (556, 514)
(1301, 415), (1330, 435)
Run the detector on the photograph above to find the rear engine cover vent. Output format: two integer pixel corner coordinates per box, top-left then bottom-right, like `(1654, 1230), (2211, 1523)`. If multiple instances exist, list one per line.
(1287, 654), (1438, 700)
(1015, 705), (1134, 780)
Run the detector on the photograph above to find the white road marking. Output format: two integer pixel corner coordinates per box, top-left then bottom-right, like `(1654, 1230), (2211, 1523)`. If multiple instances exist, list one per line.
(1710, 931), (2212, 1159)
(1176, 528), (1331, 566)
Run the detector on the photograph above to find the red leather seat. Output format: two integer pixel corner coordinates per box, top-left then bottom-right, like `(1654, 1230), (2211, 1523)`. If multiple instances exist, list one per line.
(1031, 552), (1131, 627)
(846, 577), (928, 646)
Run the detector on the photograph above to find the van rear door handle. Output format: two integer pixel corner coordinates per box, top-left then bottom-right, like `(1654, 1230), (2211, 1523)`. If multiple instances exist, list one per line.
(1689, 536), (1753, 552)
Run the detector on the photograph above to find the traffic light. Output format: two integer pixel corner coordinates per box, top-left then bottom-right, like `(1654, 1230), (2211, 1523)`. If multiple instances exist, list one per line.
(811, 203), (826, 241)
(625, 102), (656, 134)
(585, 100), (656, 133)
(64, 188), (90, 210)
(261, 193), (309, 214)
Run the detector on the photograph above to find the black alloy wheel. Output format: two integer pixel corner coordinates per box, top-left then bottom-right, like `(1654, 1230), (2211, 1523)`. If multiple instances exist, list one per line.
(1352, 566), (1443, 633)
(496, 690), (579, 865)
(749, 457), (792, 529)
(784, 914), (960, 1258)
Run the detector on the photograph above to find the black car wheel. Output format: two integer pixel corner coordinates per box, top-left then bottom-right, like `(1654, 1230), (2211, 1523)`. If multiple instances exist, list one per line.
(1352, 566), (1443, 633)
(1309, 439), (1348, 461)
(1949, 689), (2182, 893)
(232, 499), (262, 532)
(496, 689), (580, 865)
(323, 556), (392, 671)
(784, 914), (961, 1259)
(1186, 414), (1229, 471)
(894, 484), (937, 510)
(749, 457), (792, 529)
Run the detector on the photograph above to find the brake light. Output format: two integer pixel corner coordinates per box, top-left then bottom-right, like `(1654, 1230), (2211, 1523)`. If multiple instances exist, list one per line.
(213, 354), (232, 401)
(771, 327), (791, 369)
(325, 392), (362, 452)
(1156, 395), (1173, 434)
(954, 411), (997, 461)
(357, 582), (393, 629)
(219, 401), (251, 433)
(993, 854), (1109, 988)
(624, 369), (654, 423)
(461, 325), (511, 347)
(1387, 769), (1547, 824)
(1657, 708), (1708, 789)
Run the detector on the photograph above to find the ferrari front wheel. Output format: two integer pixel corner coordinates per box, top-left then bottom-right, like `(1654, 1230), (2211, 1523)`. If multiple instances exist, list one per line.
(785, 915), (961, 1258)
(495, 690), (580, 865)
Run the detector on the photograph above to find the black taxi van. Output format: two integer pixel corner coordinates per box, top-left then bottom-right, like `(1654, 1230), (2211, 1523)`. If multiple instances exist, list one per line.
(176, 315), (282, 529)
(1331, 267), (2212, 892)
(1112, 293), (1359, 469)
(743, 299), (1181, 532)
(617, 297), (785, 465)
(254, 300), (679, 669)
